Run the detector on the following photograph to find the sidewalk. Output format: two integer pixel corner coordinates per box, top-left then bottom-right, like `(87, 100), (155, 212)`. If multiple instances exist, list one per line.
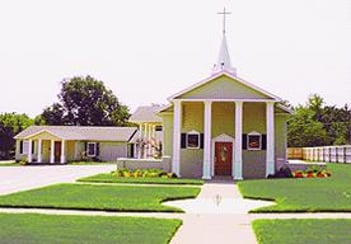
(167, 181), (273, 244)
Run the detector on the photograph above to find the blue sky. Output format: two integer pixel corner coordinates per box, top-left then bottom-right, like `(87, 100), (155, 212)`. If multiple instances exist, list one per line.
(0, 0), (350, 117)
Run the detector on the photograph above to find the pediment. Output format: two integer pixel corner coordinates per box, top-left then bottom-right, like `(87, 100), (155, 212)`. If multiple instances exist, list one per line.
(179, 74), (271, 100)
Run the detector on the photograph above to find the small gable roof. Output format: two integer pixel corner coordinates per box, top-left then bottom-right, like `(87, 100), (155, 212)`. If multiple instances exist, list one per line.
(14, 126), (138, 142)
(168, 71), (282, 101)
(129, 105), (163, 123)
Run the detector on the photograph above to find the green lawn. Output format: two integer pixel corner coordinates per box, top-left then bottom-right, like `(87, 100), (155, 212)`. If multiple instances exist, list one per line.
(253, 219), (351, 244)
(68, 161), (116, 165)
(78, 173), (204, 185)
(0, 183), (200, 212)
(0, 213), (181, 244)
(0, 160), (21, 166)
(238, 164), (351, 212)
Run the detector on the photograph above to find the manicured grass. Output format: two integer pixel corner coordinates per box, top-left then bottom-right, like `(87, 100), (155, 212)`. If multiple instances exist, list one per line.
(238, 164), (351, 212)
(0, 183), (200, 212)
(0, 213), (181, 244)
(253, 219), (351, 244)
(0, 160), (21, 166)
(78, 173), (204, 185)
(68, 161), (116, 165)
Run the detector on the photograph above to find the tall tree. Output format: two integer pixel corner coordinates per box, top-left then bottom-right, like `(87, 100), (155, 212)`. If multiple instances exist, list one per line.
(288, 94), (351, 147)
(288, 106), (328, 147)
(0, 113), (33, 159)
(40, 76), (130, 126)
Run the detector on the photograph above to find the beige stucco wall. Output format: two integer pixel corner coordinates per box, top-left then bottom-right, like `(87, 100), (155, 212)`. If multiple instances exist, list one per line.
(242, 102), (266, 178)
(99, 141), (128, 162)
(66, 141), (76, 161)
(275, 114), (289, 165)
(180, 102), (204, 178)
(178, 75), (271, 100)
(161, 113), (174, 156)
(212, 102), (235, 138)
(42, 140), (50, 162)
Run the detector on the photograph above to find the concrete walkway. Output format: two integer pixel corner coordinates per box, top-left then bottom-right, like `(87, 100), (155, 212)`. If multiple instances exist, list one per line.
(167, 182), (273, 244)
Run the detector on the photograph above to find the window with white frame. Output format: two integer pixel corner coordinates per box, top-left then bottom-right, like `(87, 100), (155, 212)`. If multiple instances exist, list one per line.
(87, 142), (97, 157)
(247, 131), (262, 150)
(187, 130), (200, 149)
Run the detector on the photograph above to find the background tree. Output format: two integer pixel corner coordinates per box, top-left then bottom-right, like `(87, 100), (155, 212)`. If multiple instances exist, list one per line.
(40, 76), (130, 126)
(288, 94), (351, 147)
(287, 106), (328, 147)
(0, 113), (33, 159)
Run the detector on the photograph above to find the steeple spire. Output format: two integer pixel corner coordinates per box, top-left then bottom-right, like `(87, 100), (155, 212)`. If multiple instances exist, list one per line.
(212, 8), (237, 76)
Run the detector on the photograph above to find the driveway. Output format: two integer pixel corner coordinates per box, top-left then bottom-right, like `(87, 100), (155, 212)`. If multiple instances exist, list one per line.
(0, 164), (115, 195)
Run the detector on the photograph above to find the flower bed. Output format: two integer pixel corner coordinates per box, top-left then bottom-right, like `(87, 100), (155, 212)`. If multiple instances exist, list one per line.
(292, 167), (331, 178)
(112, 168), (177, 178)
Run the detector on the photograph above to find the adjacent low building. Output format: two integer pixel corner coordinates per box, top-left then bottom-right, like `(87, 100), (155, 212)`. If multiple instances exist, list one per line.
(14, 126), (138, 163)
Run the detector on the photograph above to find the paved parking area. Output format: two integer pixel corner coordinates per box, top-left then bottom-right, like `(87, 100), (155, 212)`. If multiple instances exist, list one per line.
(0, 164), (115, 195)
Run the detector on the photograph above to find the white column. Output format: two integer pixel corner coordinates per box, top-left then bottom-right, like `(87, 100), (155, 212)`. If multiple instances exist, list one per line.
(50, 140), (55, 163)
(234, 101), (243, 180)
(38, 139), (42, 163)
(144, 124), (150, 158)
(16, 140), (20, 156)
(202, 101), (212, 180)
(138, 124), (143, 159)
(152, 125), (156, 156)
(60, 140), (66, 164)
(28, 139), (33, 163)
(266, 101), (275, 176)
(172, 100), (182, 176)
(148, 124), (153, 157)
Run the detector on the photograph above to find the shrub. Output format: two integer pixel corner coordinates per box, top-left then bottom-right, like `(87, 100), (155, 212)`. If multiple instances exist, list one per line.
(112, 168), (177, 179)
(292, 167), (331, 178)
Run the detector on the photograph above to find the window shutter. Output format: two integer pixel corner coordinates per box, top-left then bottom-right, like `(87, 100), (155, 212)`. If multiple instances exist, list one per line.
(242, 134), (247, 150)
(130, 144), (134, 158)
(96, 142), (100, 156)
(32, 141), (35, 154)
(200, 133), (204, 149)
(20, 141), (23, 154)
(84, 142), (87, 156)
(262, 135), (267, 150)
(181, 133), (186, 148)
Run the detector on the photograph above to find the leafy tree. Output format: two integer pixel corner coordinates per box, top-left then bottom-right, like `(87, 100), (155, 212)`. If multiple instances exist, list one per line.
(320, 105), (351, 145)
(288, 106), (328, 147)
(288, 94), (351, 147)
(307, 93), (324, 121)
(0, 113), (33, 159)
(40, 76), (130, 126)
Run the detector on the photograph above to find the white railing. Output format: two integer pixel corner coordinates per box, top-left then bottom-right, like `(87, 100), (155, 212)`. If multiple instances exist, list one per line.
(291, 145), (351, 163)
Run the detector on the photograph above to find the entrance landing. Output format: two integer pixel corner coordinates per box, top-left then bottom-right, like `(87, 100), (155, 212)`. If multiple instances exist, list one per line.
(164, 182), (273, 214)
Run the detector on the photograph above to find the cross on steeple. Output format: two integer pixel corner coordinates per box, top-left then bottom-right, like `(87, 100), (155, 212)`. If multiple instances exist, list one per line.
(217, 7), (231, 35)
(212, 7), (237, 76)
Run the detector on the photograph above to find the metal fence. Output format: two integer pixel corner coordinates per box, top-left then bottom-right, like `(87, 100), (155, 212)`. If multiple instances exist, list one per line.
(288, 146), (351, 163)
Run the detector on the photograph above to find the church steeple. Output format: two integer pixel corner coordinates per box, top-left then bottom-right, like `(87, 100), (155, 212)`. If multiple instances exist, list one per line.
(212, 8), (237, 76)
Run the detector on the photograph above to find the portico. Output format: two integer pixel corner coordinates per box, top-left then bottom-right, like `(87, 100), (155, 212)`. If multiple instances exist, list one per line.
(16, 131), (69, 164)
(171, 98), (276, 180)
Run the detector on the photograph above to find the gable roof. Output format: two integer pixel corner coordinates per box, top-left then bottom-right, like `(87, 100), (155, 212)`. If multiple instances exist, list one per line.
(168, 70), (282, 101)
(14, 126), (138, 142)
(129, 105), (163, 123)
